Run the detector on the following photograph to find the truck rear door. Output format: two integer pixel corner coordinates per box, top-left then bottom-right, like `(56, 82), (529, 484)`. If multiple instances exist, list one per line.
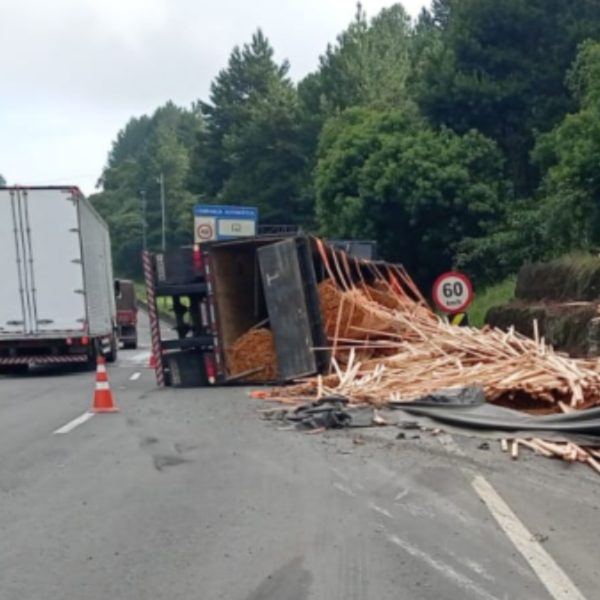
(22, 188), (87, 333)
(258, 237), (327, 380)
(0, 190), (28, 335)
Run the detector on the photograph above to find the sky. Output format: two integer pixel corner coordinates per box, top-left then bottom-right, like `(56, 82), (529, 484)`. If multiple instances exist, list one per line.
(0, 0), (429, 195)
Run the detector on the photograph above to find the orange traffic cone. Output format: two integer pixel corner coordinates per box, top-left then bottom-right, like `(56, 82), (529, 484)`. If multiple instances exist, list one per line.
(92, 355), (118, 413)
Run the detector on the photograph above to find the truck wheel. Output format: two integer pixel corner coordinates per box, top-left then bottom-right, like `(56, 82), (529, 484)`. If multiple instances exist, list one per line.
(85, 343), (99, 371)
(105, 332), (118, 363)
(0, 365), (28, 376)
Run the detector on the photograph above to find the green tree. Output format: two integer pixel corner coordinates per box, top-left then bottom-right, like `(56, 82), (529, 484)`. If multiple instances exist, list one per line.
(0, 174), (5, 186)
(295, 3), (416, 225)
(454, 200), (546, 286)
(300, 3), (413, 115)
(534, 41), (600, 253)
(191, 30), (312, 224)
(416, 0), (600, 195)
(92, 102), (202, 275)
(315, 107), (507, 285)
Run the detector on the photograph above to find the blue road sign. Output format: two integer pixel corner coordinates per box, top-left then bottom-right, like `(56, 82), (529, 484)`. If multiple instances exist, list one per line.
(193, 204), (259, 242)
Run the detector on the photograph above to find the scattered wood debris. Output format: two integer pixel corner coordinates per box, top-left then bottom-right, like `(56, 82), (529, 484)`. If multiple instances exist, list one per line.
(506, 437), (600, 475)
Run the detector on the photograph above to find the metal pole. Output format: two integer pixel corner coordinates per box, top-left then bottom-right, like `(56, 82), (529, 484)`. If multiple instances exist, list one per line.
(159, 173), (166, 252)
(140, 189), (147, 250)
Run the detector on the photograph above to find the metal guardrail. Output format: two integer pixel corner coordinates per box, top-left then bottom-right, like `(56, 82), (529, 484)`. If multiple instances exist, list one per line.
(257, 224), (302, 235)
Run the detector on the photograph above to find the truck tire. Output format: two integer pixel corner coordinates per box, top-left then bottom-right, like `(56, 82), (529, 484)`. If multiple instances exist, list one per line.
(0, 365), (28, 376)
(86, 345), (98, 371)
(105, 332), (118, 363)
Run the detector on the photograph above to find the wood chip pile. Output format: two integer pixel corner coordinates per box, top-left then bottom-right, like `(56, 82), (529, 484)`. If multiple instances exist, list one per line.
(227, 328), (279, 382)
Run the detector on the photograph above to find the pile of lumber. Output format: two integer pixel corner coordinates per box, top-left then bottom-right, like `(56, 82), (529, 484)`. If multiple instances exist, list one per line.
(227, 328), (278, 382)
(262, 252), (600, 471)
(273, 278), (600, 412)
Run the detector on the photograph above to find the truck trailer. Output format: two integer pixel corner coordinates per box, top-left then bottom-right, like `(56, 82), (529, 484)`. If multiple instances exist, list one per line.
(0, 186), (118, 372)
(143, 235), (405, 387)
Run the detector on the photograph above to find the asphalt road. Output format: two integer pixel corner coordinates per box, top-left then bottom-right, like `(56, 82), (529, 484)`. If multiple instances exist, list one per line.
(1, 316), (598, 600)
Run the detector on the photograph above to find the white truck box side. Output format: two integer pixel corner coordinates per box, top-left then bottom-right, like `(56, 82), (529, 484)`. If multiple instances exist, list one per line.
(0, 191), (26, 335)
(0, 188), (88, 337)
(24, 188), (87, 333)
(78, 195), (116, 336)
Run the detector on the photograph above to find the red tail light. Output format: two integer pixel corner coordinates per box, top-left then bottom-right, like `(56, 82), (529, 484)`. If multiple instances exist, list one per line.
(204, 354), (216, 384)
(193, 244), (203, 274)
(81, 337), (90, 346)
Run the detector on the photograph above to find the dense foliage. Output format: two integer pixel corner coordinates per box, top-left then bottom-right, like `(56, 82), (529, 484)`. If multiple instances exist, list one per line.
(315, 107), (506, 285)
(92, 1), (600, 288)
(90, 103), (202, 276)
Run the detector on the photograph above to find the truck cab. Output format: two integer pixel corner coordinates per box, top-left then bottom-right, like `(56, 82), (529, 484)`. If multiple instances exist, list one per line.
(115, 280), (138, 349)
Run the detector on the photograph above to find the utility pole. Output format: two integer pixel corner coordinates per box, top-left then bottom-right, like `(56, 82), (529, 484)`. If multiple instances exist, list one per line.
(139, 189), (147, 250)
(158, 173), (166, 252)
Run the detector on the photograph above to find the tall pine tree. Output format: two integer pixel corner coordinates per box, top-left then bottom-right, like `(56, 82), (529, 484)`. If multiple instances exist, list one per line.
(191, 30), (311, 224)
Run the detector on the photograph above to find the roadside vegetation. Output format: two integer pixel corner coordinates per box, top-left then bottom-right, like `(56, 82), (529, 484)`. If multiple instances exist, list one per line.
(469, 277), (516, 328)
(90, 1), (600, 323)
(133, 281), (179, 320)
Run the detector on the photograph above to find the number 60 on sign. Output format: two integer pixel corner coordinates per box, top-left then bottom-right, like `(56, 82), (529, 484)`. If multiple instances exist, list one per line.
(432, 271), (474, 314)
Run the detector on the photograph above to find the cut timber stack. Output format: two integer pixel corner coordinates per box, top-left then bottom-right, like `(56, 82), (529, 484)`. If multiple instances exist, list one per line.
(270, 276), (600, 413)
(255, 242), (600, 473)
(227, 328), (279, 382)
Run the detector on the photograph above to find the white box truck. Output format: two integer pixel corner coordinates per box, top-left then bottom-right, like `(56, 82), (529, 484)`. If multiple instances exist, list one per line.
(0, 186), (118, 372)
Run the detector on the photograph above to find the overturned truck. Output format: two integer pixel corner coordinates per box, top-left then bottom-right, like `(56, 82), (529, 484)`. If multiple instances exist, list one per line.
(143, 235), (410, 387)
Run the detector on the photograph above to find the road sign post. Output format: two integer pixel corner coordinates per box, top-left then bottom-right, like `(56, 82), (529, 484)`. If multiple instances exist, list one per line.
(432, 271), (474, 315)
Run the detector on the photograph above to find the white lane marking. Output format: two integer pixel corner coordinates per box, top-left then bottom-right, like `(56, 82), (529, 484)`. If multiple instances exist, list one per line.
(388, 534), (499, 600)
(130, 372), (141, 381)
(333, 482), (356, 497)
(127, 351), (150, 365)
(53, 411), (95, 435)
(329, 466), (349, 481)
(471, 475), (585, 600)
(394, 489), (409, 502)
(438, 435), (585, 600)
(368, 501), (393, 519)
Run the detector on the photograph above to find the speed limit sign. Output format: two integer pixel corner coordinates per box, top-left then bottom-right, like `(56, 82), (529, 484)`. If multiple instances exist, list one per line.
(432, 272), (474, 314)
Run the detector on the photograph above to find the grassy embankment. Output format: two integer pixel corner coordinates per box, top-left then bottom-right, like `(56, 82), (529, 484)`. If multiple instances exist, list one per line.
(468, 276), (516, 328)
